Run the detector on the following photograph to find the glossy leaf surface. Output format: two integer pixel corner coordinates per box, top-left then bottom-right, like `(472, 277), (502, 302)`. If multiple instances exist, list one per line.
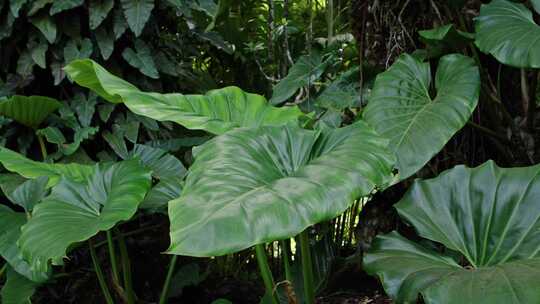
(168, 122), (395, 256)
(65, 59), (304, 135)
(0, 95), (61, 128)
(363, 54), (479, 179)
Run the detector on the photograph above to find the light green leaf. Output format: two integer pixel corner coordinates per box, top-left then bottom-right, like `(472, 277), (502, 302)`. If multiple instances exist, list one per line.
(30, 14), (57, 44)
(50, 0), (84, 15)
(37, 126), (66, 144)
(6, 176), (49, 212)
(363, 53), (479, 180)
(64, 38), (93, 64)
(122, 40), (159, 79)
(19, 160), (151, 273)
(89, 0), (115, 30)
(0, 146), (93, 187)
(95, 26), (115, 60)
(270, 53), (331, 105)
(0, 206), (49, 282)
(121, 0), (154, 37)
(365, 161), (540, 303)
(0, 95), (61, 128)
(475, 0), (540, 68)
(61, 127), (99, 155)
(168, 122), (395, 256)
(0, 266), (39, 304)
(64, 59), (305, 135)
(10, 0), (27, 17)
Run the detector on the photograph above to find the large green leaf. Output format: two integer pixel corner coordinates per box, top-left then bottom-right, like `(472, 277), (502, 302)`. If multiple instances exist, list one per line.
(0, 266), (39, 304)
(0, 205), (48, 283)
(0, 95), (61, 128)
(64, 59), (304, 135)
(18, 160), (151, 273)
(363, 53), (479, 180)
(121, 0), (154, 37)
(0, 146), (93, 187)
(364, 161), (540, 304)
(475, 0), (540, 68)
(270, 53), (330, 105)
(168, 122), (395, 256)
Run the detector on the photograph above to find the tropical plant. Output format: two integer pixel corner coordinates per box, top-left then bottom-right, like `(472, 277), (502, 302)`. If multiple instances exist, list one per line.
(364, 161), (540, 304)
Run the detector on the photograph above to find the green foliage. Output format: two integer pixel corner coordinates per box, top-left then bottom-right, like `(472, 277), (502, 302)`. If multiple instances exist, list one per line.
(65, 59), (305, 135)
(363, 54), (480, 180)
(475, 0), (540, 68)
(168, 122), (395, 256)
(18, 160), (151, 273)
(364, 161), (540, 303)
(418, 24), (474, 58)
(0, 266), (39, 304)
(0, 96), (61, 129)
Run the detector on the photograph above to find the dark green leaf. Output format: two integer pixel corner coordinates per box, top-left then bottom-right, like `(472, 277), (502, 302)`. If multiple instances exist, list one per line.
(27, 0), (53, 16)
(121, 0), (154, 37)
(89, 0), (115, 30)
(16, 50), (35, 77)
(122, 40), (159, 79)
(95, 26), (115, 60)
(113, 7), (128, 39)
(10, 0), (28, 17)
(0, 266), (39, 304)
(30, 14), (57, 44)
(50, 0), (84, 15)
(64, 38), (93, 64)
(419, 24), (474, 58)
(6, 176), (49, 212)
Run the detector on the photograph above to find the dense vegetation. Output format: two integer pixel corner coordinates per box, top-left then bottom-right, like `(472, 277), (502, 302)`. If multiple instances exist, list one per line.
(1, 0), (540, 303)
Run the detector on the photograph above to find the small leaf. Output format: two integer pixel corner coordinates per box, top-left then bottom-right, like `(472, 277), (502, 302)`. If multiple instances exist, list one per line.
(29, 39), (48, 69)
(6, 176), (49, 212)
(30, 14), (57, 44)
(270, 52), (331, 105)
(27, 0), (53, 16)
(122, 40), (159, 78)
(98, 103), (115, 122)
(113, 7), (128, 39)
(19, 160), (151, 273)
(103, 130), (129, 159)
(121, 0), (154, 37)
(50, 0), (84, 15)
(95, 26), (115, 60)
(64, 38), (93, 64)
(37, 126), (66, 144)
(0, 95), (61, 128)
(419, 24), (474, 59)
(16, 50), (35, 77)
(0, 10), (16, 41)
(73, 93), (97, 127)
(10, 0), (28, 17)
(89, 0), (115, 30)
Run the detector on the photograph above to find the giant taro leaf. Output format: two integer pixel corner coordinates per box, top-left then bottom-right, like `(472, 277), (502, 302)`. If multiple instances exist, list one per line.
(0, 95), (61, 128)
(64, 59), (304, 135)
(364, 161), (540, 304)
(363, 53), (479, 180)
(0, 147), (93, 187)
(475, 0), (540, 68)
(18, 160), (151, 273)
(168, 121), (395, 257)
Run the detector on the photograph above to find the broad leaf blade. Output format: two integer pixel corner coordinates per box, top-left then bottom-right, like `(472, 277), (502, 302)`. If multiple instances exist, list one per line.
(6, 176), (49, 212)
(0, 266), (39, 304)
(363, 53), (479, 179)
(121, 0), (154, 37)
(475, 0), (540, 68)
(64, 59), (304, 135)
(0, 95), (61, 128)
(18, 160), (151, 273)
(168, 122), (395, 256)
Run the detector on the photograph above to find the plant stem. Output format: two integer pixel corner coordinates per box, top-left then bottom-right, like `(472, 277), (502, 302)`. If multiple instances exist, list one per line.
(88, 239), (114, 304)
(117, 231), (135, 304)
(280, 240), (292, 281)
(36, 134), (48, 160)
(0, 263), (7, 279)
(159, 255), (178, 304)
(255, 244), (278, 304)
(107, 231), (121, 286)
(299, 230), (315, 304)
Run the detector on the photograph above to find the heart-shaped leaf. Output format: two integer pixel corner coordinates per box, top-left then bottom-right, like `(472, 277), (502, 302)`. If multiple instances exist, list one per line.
(0, 95), (61, 129)
(121, 0), (154, 37)
(475, 0), (540, 68)
(364, 161), (540, 304)
(363, 53), (479, 180)
(0, 146), (93, 187)
(64, 59), (304, 135)
(168, 121), (395, 256)
(18, 160), (151, 273)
